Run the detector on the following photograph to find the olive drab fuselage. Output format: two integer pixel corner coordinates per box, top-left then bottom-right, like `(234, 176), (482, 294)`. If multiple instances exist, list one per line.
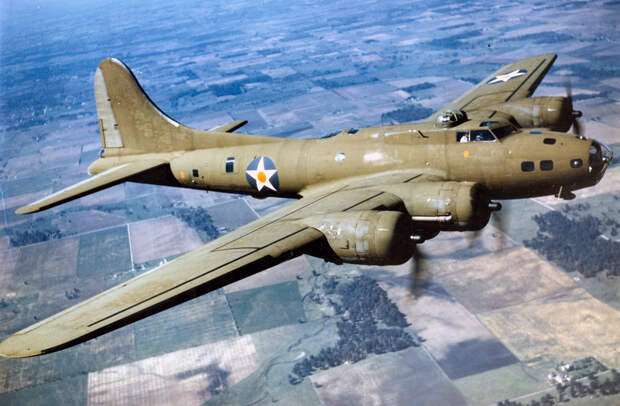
(90, 121), (601, 202)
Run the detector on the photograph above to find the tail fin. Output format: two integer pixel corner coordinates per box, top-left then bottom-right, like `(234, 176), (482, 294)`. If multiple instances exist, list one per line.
(95, 58), (194, 153)
(95, 58), (278, 154)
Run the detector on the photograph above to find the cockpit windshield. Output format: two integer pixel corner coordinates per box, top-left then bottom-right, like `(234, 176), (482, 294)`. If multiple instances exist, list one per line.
(491, 125), (515, 139)
(456, 129), (496, 143)
(470, 129), (495, 142)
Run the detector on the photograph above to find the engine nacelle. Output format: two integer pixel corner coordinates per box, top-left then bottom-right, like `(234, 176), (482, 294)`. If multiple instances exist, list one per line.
(300, 211), (415, 265)
(488, 96), (574, 131)
(379, 182), (491, 232)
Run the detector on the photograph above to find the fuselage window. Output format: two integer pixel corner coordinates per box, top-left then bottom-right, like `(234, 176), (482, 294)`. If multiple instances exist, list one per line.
(470, 129), (496, 142)
(192, 169), (199, 177)
(521, 161), (535, 172)
(457, 131), (470, 143)
(570, 158), (583, 168)
(226, 157), (235, 173)
(543, 138), (556, 145)
(540, 160), (554, 171)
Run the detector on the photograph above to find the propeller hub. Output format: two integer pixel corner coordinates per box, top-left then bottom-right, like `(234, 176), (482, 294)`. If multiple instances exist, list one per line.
(488, 201), (502, 212)
(410, 234), (425, 243)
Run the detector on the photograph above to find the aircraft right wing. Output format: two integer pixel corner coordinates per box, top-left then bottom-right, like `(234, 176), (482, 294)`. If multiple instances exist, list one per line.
(426, 53), (557, 120)
(0, 171), (423, 358)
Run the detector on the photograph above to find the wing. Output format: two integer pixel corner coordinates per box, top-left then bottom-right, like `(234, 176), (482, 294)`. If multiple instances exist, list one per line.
(0, 171), (421, 358)
(427, 53), (557, 120)
(16, 159), (168, 214)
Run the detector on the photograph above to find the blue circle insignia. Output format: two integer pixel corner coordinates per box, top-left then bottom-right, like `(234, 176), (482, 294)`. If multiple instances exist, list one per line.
(245, 156), (279, 192)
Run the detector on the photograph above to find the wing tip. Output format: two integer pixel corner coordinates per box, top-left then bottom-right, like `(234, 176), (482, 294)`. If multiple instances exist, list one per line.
(15, 206), (35, 215)
(0, 336), (42, 358)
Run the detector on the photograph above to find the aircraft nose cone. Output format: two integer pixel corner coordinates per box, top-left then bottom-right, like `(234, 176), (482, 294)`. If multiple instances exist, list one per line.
(588, 140), (613, 183)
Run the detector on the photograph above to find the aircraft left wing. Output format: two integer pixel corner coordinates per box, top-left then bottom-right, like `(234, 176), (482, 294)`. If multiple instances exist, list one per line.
(426, 53), (557, 120)
(0, 172), (419, 357)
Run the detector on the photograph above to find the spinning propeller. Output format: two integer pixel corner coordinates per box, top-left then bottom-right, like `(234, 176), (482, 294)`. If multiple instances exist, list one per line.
(565, 80), (583, 136)
(410, 201), (507, 296)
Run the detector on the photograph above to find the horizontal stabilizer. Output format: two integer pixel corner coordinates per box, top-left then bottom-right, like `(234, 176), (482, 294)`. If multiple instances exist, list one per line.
(16, 159), (168, 214)
(210, 120), (248, 133)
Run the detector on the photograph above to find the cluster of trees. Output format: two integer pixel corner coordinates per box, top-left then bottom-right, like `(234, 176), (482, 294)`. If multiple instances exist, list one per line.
(337, 275), (411, 328)
(524, 211), (620, 277)
(314, 76), (378, 90)
(65, 287), (80, 300)
(208, 72), (272, 97)
(173, 207), (219, 241)
(423, 29), (483, 49)
(9, 225), (62, 246)
(497, 394), (555, 406)
(499, 369), (620, 406)
(381, 103), (434, 124)
(289, 276), (417, 384)
(559, 356), (608, 378)
(403, 82), (435, 94)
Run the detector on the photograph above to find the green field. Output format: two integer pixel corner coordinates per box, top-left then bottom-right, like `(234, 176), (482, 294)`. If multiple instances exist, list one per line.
(133, 290), (238, 360)
(227, 281), (306, 335)
(77, 226), (131, 278)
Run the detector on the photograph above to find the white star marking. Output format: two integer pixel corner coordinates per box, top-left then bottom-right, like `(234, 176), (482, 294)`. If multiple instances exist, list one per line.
(488, 69), (527, 84)
(246, 157), (278, 191)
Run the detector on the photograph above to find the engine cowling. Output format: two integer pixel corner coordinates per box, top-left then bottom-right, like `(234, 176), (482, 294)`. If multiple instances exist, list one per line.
(488, 96), (575, 131)
(380, 182), (492, 232)
(300, 211), (415, 265)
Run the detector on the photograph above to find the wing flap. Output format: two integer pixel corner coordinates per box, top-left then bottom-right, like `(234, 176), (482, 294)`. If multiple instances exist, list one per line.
(15, 159), (168, 214)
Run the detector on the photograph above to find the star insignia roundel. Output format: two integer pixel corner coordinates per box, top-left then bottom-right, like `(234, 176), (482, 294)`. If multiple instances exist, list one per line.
(245, 156), (279, 192)
(487, 69), (527, 85)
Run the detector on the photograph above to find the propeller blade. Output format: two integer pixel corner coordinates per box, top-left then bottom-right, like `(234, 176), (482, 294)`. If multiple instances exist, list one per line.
(572, 118), (582, 136)
(492, 211), (507, 253)
(468, 201), (507, 252)
(565, 78), (583, 136)
(466, 229), (482, 248)
(409, 245), (428, 296)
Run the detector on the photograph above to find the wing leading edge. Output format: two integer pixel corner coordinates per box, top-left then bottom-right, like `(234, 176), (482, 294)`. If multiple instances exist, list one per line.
(0, 172), (420, 358)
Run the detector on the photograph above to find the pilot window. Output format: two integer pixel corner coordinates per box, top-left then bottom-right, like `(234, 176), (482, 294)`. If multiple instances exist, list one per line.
(470, 129), (495, 142)
(540, 160), (553, 171)
(521, 161), (535, 172)
(457, 131), (470, 143)
(225, 157), (235, 173)
(492, 126), (515, 139)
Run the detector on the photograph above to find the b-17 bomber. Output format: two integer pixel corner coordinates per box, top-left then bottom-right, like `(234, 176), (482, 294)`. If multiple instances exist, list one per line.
(0, 53), (612, 358)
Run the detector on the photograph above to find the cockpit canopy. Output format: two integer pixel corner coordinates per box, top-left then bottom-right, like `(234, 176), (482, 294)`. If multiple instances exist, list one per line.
(455, 121), (517, 143)
(435, 110), (467, 128)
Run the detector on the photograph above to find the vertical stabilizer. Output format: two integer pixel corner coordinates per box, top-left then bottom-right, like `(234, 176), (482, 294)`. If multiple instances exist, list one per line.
(94, 58), (189, 153)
